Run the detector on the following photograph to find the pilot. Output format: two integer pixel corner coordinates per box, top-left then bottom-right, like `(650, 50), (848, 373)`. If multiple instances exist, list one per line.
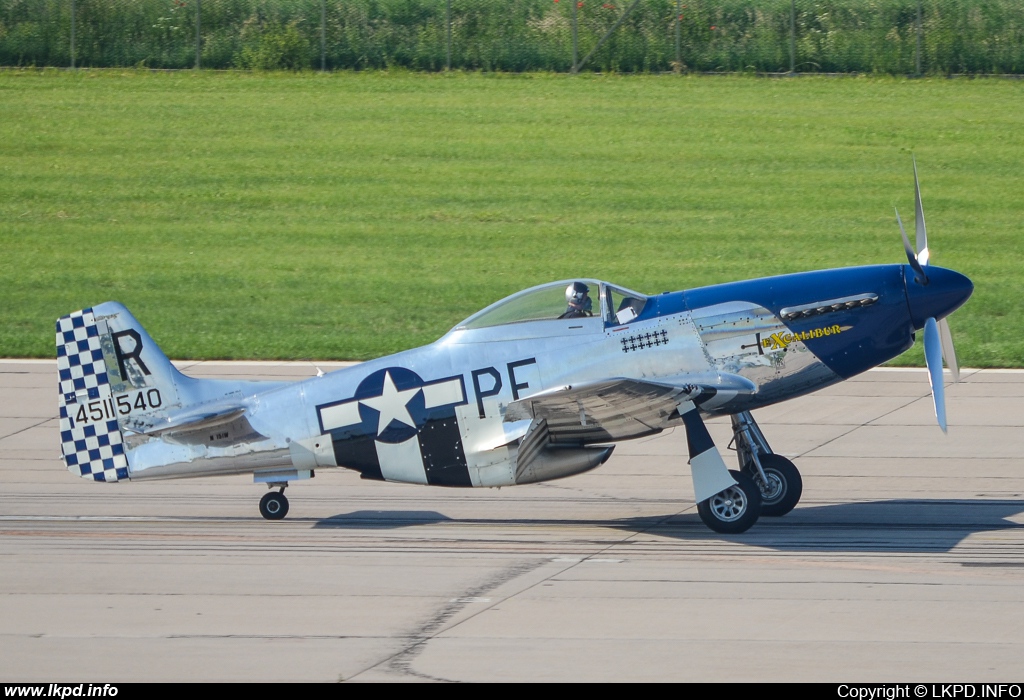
(559, 282), (593, 319)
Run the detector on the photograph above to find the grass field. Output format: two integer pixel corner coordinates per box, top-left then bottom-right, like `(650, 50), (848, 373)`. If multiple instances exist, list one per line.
(1, 69), (1022, 366)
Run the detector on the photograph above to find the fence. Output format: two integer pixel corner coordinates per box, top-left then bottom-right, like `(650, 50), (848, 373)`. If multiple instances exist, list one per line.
(1, 0), (1022, 74)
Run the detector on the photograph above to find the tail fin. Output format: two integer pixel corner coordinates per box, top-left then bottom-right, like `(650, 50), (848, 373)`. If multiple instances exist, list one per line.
(57, 302), (185, 482)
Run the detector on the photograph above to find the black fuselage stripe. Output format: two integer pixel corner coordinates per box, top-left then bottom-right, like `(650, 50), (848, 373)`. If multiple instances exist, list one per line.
(418, 416), (471, 486)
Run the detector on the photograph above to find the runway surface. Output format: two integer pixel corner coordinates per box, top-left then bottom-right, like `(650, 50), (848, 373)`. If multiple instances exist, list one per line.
(1, 360), (1023, 682)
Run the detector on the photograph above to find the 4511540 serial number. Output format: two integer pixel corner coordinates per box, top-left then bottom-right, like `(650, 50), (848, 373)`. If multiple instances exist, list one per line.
(71, 389), (163, 426)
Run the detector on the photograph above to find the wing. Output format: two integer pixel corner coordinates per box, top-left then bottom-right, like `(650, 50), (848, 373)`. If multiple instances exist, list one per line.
(503, 373), (756, 444)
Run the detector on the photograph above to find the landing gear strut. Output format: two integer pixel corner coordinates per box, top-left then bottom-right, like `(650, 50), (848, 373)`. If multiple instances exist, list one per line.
(680, 400), (763, 534)
(259, 484), (289, 520)
(730, 411), (802, 517)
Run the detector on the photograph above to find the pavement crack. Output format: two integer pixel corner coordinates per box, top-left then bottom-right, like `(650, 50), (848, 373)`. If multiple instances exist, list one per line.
(792, 391), (930, 459)
(0, 417), (56, 442)
(350, 559), (545, 682)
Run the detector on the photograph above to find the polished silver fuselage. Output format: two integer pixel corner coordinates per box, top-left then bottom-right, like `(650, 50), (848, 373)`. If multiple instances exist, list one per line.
(127, 296), (837, 486)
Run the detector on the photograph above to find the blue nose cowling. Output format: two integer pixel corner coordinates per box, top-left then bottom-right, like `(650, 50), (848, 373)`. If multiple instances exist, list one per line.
(904, 265), (974, 330)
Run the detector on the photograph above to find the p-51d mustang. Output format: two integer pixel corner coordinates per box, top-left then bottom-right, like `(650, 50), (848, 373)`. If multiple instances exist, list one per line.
(56, 165), (972, 533)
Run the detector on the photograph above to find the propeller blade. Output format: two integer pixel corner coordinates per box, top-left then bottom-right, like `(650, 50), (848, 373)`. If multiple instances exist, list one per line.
(913, 156), (930, 266)
(938, 317), (960, 383)
(896, 208), (928, 284)
(924, 317), (947, 433)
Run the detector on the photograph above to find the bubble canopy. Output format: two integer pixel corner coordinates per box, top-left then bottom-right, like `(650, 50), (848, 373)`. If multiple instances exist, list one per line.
(455, 280), (649, 330)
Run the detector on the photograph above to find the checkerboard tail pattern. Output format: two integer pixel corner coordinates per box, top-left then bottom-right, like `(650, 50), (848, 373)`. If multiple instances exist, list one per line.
(57, 308), (130, 483)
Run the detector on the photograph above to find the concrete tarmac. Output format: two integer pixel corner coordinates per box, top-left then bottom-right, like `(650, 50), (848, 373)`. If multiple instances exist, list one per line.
(1, 360), (1023, 682)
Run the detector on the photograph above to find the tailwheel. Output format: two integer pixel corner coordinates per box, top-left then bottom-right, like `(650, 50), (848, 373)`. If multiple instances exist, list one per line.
(697, 470), (761, 534)
(259, 490), (289, 521)
(748, 454), (802, 517)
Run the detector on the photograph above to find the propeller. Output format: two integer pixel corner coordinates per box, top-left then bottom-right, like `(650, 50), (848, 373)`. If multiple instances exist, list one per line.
(895, 157), (960, 432)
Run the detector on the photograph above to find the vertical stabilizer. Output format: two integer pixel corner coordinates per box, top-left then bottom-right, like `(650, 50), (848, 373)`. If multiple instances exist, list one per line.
(56, 302), (186, 482)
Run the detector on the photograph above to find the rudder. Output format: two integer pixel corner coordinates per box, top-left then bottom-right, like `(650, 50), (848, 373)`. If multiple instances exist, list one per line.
(57, 306), (130, 482)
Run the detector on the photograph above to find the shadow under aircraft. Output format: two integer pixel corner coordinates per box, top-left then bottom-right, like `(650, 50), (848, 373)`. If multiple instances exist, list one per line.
(313, 499), (1024, 555)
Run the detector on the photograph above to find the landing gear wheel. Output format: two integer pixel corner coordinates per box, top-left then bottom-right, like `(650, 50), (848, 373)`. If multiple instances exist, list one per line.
(259, 491), (289, 520)
(697, 470), (762, 534)
(747, 454), (802, 517)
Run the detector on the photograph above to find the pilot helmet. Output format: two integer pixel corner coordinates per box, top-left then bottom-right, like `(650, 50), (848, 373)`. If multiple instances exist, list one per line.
(566, 281), (590, 306)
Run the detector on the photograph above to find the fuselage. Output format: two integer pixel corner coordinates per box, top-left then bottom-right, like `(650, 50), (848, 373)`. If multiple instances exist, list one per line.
(121, 263), (972, 488)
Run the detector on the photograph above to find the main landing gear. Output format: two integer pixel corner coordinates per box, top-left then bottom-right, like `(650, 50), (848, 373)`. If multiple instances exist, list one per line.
(259, 485), (289, 520)
(729, 411), (802, 518)
(696, 469), (762, 534)
(692, 410), (802, 534)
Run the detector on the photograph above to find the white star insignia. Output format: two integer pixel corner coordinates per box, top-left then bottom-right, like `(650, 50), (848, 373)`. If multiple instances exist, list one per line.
(359, 371), (420, 437)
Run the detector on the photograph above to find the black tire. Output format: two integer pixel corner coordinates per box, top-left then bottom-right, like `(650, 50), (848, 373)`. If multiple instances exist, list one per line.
(746, 454), (802, 517)
(697, 470), (762, 534)
(259, 491), (289, 521)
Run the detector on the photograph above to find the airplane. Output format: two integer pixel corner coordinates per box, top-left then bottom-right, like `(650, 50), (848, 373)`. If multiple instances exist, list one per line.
(55, 163), (973, 533)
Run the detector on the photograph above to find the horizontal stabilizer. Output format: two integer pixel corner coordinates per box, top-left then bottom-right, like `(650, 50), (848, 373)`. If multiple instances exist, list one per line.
(135, 407), (267, 448)
(127, 406), (246, 437)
